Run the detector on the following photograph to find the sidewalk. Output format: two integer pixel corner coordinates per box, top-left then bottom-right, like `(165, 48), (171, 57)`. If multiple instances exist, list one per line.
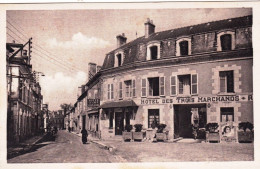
(7, 133), (47, 159)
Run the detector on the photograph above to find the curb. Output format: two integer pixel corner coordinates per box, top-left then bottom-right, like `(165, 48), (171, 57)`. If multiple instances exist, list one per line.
(69, 131), (116, 152)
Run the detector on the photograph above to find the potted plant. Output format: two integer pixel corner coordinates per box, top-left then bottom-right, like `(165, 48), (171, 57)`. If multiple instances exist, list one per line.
(238, 122), (254, 143)
(155, 124), (167, 141)
(133, 124), (145, 141)
(205, 123), (220, 143)
(122, 124), (133, 141)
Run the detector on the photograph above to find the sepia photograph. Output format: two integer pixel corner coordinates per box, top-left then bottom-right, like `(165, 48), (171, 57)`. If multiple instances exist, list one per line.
(1, 2), (259, 168)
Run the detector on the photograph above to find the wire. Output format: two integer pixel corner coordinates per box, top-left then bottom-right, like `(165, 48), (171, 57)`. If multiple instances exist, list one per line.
(6, 27), (27, 43)
(6, 16), (87, 72)
(7, 33), (22, 44)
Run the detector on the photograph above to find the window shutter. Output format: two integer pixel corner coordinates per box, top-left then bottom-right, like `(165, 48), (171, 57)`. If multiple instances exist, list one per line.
(111, 84), (114, 99)
(132, 79), (136, 97)
(107, 84), (110, 100)
(160, 77), (165, 96)
(119, 82), (123, 99)
(171, 76), (177, 95)
(191, 74), (198, 94)
(141, 78), (147, 97)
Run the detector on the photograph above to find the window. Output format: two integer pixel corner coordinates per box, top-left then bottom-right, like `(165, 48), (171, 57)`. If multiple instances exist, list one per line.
(220, 34), (232, 51)
(148, 77), (159, 96)
(217, 31), (235, 51)
(109, 112), (113, 128)
(178, 74), (198, 95)
(219, 71), (234, 93)
(124, 80), (132, 97)
(141, 78), (147, 97)
(117, 54), (122, 66)
(150, 46), (158, 60)
(132, 80), (136, 97)
(146, 42), (160, 60)
(220, 107), (234, 122)
(179, 40), (188, 56)
(178, 75), (190, 95)
(119, 82), (123, 99)
(171, 76), (177, 95)
(148, 109), (159, 128)
(107, 84), (114, 100)
(114, 51), (124, 67)
(176, 38), (191, 56)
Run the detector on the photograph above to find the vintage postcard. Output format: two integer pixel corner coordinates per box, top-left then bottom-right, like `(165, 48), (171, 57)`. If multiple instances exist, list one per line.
(1, 1), (260, 169)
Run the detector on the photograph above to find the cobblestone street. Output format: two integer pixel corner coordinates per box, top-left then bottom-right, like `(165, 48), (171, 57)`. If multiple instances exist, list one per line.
(7, 130), (124, 163)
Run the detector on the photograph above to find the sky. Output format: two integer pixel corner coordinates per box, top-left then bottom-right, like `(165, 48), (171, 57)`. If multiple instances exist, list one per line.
(6, 8), (252, 110)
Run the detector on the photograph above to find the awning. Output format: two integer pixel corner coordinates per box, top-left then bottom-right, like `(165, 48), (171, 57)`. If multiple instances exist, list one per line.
(99, 100), (138, 109)
(87, 108), (99, 115)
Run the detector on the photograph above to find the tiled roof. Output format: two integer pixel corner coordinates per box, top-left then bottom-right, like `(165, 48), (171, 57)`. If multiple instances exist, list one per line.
(101, 15), (252, 70)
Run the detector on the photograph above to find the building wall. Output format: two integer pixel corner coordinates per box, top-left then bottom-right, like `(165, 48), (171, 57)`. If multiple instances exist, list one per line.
(99, 58), (253, 139)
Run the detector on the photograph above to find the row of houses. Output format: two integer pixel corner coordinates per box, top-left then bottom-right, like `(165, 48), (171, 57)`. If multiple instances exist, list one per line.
(65, 15), (253, 141)
(6, 40), (47, 145)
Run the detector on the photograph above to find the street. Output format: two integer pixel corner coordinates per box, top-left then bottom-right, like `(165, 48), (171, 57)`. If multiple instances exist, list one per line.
(8, 130), (124, 163)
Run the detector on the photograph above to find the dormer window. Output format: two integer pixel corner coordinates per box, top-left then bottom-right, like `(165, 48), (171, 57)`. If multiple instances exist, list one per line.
(147, 42), (160, 60)
(220, 34), (231, 51)
(179, 41), (188, 56)
(217, 31), (235, 51)
(117, 54), (122, 66)
(114, 51), (124, 67)
(176, 37), (191, 56)
(150, 46), (158, 60)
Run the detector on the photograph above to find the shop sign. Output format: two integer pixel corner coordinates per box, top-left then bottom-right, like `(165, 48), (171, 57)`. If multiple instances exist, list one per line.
(87, 99), (100, 107)
(140, 95), (253, 105)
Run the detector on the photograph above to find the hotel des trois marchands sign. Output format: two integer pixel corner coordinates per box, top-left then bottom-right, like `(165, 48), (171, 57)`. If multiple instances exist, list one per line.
(140, 95), (253, 105)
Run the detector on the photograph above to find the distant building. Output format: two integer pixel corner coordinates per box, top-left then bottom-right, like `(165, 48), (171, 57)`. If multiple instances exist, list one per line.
(49, 110), (64, 130)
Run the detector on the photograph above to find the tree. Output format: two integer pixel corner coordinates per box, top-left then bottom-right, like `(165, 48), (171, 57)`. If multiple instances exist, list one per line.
(60, 103), (73, 116)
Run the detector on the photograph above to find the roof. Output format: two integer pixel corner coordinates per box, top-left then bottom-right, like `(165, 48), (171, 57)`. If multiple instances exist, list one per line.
(100, 100), (138, 109)
(101, 15), (252, 70)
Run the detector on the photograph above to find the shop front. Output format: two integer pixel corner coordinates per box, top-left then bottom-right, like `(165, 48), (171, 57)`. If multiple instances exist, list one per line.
(100, 100), (138, 137)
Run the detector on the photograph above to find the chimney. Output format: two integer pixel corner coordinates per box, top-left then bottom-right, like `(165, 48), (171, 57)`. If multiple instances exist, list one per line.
(145, 18), (155, 38)
(88, 62), (97, 80)
(97, 65), (102, 72)
(116, 33), (127, 48)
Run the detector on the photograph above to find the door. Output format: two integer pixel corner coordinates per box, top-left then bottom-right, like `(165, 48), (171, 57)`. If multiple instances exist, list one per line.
(115, 112), (124, 135)
(174, 105), (180, 138)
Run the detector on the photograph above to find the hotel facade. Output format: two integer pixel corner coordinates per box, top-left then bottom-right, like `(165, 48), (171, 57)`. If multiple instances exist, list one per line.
(85, 15), (253, 140)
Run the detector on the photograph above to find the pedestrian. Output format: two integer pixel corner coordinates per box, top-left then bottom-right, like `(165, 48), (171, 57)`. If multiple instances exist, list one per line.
(68, 126), (71, 133)
(81, 128), (88, 144)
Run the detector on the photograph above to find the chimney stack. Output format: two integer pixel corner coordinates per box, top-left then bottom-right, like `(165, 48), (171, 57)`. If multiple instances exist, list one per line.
(88, 62), (97, 80)
(116, 33), (127, 48)
(145, 18), (155, 38)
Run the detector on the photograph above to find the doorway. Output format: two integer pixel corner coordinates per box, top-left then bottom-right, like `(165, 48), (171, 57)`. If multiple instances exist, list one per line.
(115, 112), (124, 135)
(174, 104), (207, 138)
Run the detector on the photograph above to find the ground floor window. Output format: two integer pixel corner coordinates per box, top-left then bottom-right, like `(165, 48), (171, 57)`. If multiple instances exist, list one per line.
(220, 107), (234, 122)
(148, 109), (160, 128)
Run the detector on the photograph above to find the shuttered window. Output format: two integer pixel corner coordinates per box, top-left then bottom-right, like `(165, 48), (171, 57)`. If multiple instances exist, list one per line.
(107, 84), (110, 100)
(119, 82), (123, 99)
(111, 84), (114, 99)
(160, 77), (165, 96)
(141, 78), (147, 97)
(191, 74), (198, 94)
(132, 79), (136, 97)
(171, 76), (177, 95)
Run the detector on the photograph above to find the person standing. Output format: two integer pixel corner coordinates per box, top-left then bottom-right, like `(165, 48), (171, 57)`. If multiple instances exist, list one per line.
(81, 128), (88, 144)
